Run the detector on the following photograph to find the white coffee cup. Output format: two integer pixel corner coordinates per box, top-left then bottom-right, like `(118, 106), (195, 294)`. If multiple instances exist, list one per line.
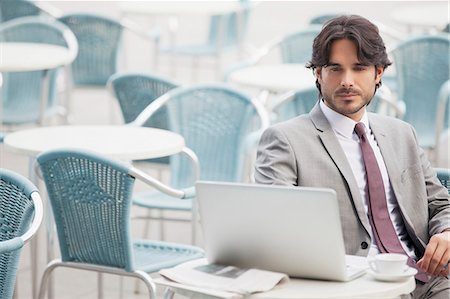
(368, 253), (408, 275)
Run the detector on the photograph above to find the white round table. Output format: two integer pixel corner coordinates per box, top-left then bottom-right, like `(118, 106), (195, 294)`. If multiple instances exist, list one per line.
(0, 42), (74, 72)
(157, 273), (416, 299)
(228, 64), (315, 94)
(3, 125), (185, 160)
(391, 3), (449, 31)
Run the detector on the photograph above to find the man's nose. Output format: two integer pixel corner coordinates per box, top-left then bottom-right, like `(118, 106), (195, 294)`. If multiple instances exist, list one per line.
(340, 71), (354, 88)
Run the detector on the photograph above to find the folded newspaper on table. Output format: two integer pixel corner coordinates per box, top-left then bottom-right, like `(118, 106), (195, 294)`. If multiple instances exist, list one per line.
(159, 258), (289, 298)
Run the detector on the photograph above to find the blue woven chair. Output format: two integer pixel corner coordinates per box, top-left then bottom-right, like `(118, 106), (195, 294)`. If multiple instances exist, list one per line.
(435, 168), (450, 194)
(130, 84), (269, 244)
(0, 168), (43, 299)
(108, 72), (178, 130)
(158, 0), (252, 80)
(271, 86), (319, 123)
(59, 13), (159, 87)
(0, 16), (78, 126)
(37, 149), (204, 299)
(58, 13), (159, 121)
(390, 34), (450, 150)
(0, 0), (60, 23)
(108, 73), (179, 179)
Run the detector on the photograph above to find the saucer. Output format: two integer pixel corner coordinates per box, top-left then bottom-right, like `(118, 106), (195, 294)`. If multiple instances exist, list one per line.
(368, 266), (418, 282)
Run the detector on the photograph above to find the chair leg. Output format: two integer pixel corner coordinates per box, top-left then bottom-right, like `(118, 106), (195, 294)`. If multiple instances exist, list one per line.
(38, 260), (63, 299)
(134, 270), (156, 299)
(119, 276), (124, 299)
(163, 288), (175, 299)
(191, 204), (197, 245)
(98, 273), (104, 299)
(12, 284), (18, 299)
(134, 208), (154, 294)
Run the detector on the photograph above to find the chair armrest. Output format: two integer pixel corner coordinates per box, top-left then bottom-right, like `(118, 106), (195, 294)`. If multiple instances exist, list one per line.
(128, 93), (172, 127)
(0, 237), (24, 254)
(435, 80), (450, 154)
(377, 85), (405, 119)
(129, 147), (200, 199)
(21, 191), (44, 244)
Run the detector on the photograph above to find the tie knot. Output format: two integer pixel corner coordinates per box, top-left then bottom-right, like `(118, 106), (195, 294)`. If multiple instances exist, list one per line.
(354, 122), (366, 139)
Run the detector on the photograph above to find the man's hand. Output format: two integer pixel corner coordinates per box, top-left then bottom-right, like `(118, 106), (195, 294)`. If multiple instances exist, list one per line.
(417, 230), (450, 276)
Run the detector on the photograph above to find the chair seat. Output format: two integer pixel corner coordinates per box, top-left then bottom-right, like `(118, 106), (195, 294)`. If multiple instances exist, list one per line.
(133, 239), (204, 273)
(133, 191), (193, 211)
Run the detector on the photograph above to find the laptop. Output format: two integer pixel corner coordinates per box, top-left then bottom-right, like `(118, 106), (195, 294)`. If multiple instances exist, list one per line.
(195, 181), (368, 281)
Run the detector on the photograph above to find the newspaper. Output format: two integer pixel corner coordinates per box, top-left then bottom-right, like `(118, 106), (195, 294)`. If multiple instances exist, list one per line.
(159, 258), (289, 298)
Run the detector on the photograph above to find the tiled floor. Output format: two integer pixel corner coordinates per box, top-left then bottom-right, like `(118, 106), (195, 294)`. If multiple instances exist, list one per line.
(2, 1), (448, 298)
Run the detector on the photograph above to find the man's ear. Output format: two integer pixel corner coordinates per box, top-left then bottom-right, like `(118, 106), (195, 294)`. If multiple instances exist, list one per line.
(315, 67), (322, 82)
(375, 66), (384, 84)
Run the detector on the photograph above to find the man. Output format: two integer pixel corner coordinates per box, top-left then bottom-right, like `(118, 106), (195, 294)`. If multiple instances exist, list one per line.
(255, 15), (450, 298)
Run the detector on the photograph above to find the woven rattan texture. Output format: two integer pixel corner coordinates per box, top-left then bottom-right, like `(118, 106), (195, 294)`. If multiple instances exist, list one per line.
(0, 176), (34, 299)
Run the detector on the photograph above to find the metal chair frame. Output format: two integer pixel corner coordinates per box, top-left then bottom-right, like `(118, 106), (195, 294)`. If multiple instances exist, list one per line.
(0, 168), (43, 299)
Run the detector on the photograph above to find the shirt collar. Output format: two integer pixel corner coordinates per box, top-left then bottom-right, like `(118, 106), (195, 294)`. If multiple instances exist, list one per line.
(319, 99), (370, 139)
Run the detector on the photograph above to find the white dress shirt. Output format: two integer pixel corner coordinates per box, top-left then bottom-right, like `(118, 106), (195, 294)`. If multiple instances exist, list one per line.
(320, 100), (416, 258)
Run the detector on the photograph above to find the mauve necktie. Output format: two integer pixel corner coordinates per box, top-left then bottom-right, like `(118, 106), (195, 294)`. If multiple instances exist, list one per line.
(354, 122), (428, 282)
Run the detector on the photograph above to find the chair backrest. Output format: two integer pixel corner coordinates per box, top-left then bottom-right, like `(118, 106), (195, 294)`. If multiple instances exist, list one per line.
(137, 84), (269, 188)
(0, 16), (78, 125)
(0, 0), (51, 22)
(278, 26), (322, 64)
(37, 149), (138, 272)
(108, 73), (178, 125)
(0, 168), (42, 299)
(207, 0), (251, 50)
(59, 13), (123, 86)
(108, 73), (178, 165)
(272, 87), (319, 123)
(391, 34), (450, 148)
(435, 168), (450, 194)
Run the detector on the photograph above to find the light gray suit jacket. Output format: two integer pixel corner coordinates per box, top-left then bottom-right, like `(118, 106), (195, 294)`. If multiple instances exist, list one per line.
(255, 103), (450, 257)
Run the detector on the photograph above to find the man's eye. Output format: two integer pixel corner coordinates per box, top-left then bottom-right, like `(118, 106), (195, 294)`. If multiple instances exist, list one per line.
(354, 66), (367, 71)
(330, 67), (341, 72)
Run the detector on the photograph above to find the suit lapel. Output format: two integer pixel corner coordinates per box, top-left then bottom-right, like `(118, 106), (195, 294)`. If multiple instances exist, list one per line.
(310, 104), (371, 235)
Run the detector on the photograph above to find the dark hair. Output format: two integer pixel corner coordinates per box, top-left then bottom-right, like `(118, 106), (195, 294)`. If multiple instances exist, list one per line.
(307, 15), (392, 70)
(306, 15), (391, 95)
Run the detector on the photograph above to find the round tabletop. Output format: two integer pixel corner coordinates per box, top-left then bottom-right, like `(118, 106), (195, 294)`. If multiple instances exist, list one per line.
(228, 64), (315, 93)
(0, 42), (74, 72)
(157, 274), (415, 299)
(119, 1), (245, 16)
(391, 3), (449, 29)
(250, 275), (415, 299)
(3, 125), (185, 160)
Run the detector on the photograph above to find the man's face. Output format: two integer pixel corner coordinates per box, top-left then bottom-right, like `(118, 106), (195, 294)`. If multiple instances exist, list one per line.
(315, 38), (384, 121)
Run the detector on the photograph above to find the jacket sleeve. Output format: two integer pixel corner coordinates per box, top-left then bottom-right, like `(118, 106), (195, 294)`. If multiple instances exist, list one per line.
(410, 126), (450, 236)
(254, 126), (298, 186)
